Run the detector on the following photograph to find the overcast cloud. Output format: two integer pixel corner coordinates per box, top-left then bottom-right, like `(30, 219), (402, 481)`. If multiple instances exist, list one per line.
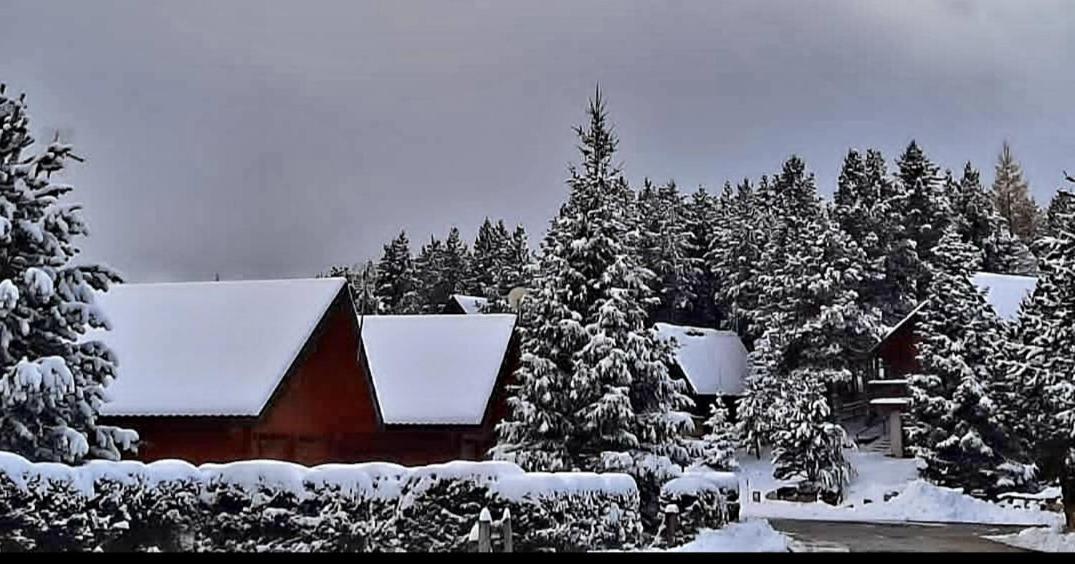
(1, 0), (1072, 282)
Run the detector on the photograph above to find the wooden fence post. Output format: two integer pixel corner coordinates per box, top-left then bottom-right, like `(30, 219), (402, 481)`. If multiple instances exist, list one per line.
(478, 508), (492, 553)
(501, 508), (513, 553)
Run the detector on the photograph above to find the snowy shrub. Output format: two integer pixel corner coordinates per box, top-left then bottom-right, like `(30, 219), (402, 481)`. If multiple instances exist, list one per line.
(654, 470), (738, 547)
(600, 450), (683, 531)
(488, 472), (642, 552)
(0, 452), (643, 552)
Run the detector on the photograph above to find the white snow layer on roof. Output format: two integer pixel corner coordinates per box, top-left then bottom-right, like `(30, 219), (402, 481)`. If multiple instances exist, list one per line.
(972, 271), (1038, 321)
(360, 314), (515, 425)
(654, 323), (748, 396)
(450, 294), (488, 314)
(85, 278), (346, 416)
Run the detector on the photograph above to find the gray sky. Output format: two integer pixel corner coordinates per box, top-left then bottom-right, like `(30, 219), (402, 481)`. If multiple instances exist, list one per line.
(1, 0), (1073, 282)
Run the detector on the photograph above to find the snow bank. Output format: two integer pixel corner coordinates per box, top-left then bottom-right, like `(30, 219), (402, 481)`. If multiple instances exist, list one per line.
(987, 525), (1075, 553)
(746, 480), (1063, 526)
(739, 449), (1061, 527)
(667, 520), (789, 552)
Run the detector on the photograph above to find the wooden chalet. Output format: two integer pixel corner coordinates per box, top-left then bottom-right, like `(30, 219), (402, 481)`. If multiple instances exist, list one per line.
(863, 271), (1038, 456)
(653, 322), (749, 428)
(91, 278), (519, 466)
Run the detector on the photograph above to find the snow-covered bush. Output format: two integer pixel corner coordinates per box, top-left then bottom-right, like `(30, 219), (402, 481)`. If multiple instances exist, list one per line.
(0, 452), (643, 552)
(654, 470), (738, 547)
(489, 471), (642, 551)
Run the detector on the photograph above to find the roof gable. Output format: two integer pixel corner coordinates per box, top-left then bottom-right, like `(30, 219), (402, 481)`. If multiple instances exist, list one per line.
(87, 278), (347, 417)
(449, 294), (489, 314)
(360, 314), (516, 425)
(654, 323), (749, 396)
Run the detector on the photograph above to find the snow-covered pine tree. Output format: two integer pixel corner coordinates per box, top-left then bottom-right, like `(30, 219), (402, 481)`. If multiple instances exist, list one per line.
(492, 90), (694, 478)
(0, 85), (137, 462)
(905, 227), (1031, 495)
(637, 179), (700, 324)
(732, 157), (876, 494)
(1004, 186), (1075, 515)
(441, 226), (471, 297)
(710, 178), (765, 339)
(736, 332), (781, 457)
(467, 218), (499, 295)
(946, 162), (1037, 275)
(351, 260), (382, 315)
(478, 224), (533, 314)
(834, 149), (889, 322)
(696, 400), (738, 471)
(1042, 188), (1075, 238)
(683, 187), (720, 328)
(770, 370), (852, 496)
(501, 224), (532, 291)
(414, 235), (446, 314)
(992, 142), (1042, 241)
(376, 231), (421, 314)
(467, 218), (510, 298)
(896, 141), (953, 304)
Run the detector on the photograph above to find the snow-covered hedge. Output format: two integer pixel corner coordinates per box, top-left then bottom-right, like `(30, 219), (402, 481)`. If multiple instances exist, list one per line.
(655, 470), (739, 547)
(0, 453), (641, 552)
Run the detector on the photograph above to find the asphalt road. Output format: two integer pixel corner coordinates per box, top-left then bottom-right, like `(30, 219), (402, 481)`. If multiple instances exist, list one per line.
(768, 519), (1035, 552)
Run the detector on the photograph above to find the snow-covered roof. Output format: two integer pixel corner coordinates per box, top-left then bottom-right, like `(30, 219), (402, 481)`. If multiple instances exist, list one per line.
(449, 294), (488, 314)
(972, 272), (1038, 321)
(360, 314), (516, 425)
(86, 278), (347, 416)
(654, 323), (749, 396)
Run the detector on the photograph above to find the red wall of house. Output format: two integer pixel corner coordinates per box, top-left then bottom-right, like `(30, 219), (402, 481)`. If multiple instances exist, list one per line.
(106, 299), (517, 467)
(878, 321), (920, 378)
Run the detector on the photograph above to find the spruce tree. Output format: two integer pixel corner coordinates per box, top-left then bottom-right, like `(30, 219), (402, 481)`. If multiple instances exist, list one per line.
(414, 235), (447, 313)
(710, 178), (765, 339)
(493, 91), (694, 482)
(1005, 185), (1075, 516)
(736, 156), (876, 494)
(992, 142), (1041, 241)
(833, 149), (888, 321)
(351, 260), (382, 315)
(950, 162), (1036, 275)
(905, 227), (1031, 495)
(0, 85), (137, 462)
(697, 400), (738, 471)
(895, 141), (952, 303)
(441, 227), (470, 297)
(684, 187), (720, 328)
(637, 179), (700, 324)
(376, 231), (421, 314)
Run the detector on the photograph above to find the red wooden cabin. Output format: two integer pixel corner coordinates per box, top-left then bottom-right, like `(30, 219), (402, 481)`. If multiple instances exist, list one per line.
(92, 278), (518, 466)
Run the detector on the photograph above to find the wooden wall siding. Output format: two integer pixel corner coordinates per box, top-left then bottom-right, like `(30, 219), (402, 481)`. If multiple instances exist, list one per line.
(878, 321), (920, 379)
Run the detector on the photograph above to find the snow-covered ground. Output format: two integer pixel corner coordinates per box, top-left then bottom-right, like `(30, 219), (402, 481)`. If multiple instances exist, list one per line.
(987, 525), (1075, 552)
(667, 520), (791, 552)
(736, 448), (1063, 527)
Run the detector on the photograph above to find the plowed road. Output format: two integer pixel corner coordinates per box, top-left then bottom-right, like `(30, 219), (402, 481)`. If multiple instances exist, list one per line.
(769, 519), (1035, 552)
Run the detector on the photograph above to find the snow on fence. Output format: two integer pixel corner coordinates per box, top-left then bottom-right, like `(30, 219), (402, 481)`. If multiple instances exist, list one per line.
(0, 452), (641, 552)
